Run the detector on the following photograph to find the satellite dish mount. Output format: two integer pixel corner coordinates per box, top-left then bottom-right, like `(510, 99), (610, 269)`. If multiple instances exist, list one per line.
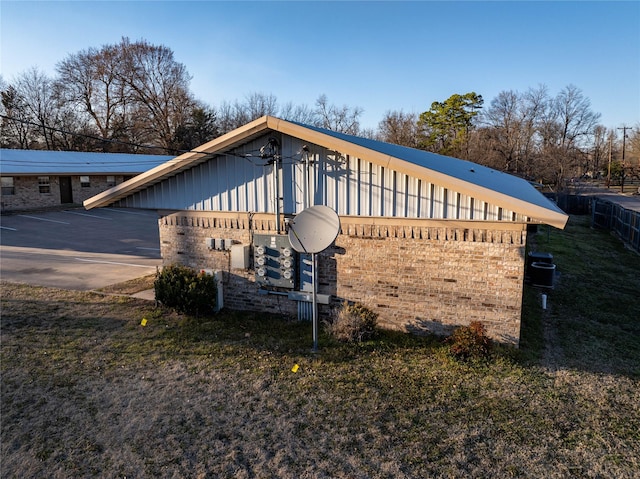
(288, 205), (341, 351)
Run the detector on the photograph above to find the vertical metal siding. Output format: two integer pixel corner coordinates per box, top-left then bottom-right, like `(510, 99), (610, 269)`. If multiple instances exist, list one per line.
(361, 161), (372, 216)
(116, 132), (525, 224)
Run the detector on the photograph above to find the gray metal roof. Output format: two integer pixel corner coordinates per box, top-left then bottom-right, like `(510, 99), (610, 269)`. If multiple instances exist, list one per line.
(292, 122), (566, 217)
(0, 149), (173, 175)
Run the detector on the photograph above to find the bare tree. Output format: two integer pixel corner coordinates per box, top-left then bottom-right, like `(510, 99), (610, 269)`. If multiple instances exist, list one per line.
(589, 125), (609, 178)
(120, 38), (197, 152)
(555, 85), (601, 149)
(245, 92), (279, 119)
(15, 68), (62, 149)
(539, 85), (601, 189)
(480, 87), (547, 177)
(214, 92), (278, 135)
(628, 126), (640, 174)
(279, 102), (316, 125)
(213, 92), (359, 136)
(1, 83), (31, 148)
(482, 90), (522, 172)
(314, 94), (363, 135)
(54, 38), (200, 153)
(377, 110), (419, 147)
(0, 68), (71, 149)
(56, 44), (128, 151)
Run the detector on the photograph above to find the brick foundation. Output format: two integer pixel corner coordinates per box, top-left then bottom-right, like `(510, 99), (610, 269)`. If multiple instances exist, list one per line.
(158, 211), (526, 346)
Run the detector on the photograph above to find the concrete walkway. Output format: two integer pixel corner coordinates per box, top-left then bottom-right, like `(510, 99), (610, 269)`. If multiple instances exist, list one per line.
(131, 289), (156, 301)
(573, 183), (640, 213)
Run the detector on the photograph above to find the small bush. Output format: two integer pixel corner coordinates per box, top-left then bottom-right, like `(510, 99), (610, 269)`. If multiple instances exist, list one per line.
(325, 301), (378, 343)
(154, 264), (216, 316)
(447, 321), (493, 360)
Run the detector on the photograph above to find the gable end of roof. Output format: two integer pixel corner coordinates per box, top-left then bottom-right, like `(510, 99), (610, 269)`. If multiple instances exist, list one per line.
(84, 116), (568, 228)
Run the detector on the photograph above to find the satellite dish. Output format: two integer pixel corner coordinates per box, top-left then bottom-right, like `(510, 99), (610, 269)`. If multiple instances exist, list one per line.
(288, 205), (340, 254)
(287, 205), (340, 352)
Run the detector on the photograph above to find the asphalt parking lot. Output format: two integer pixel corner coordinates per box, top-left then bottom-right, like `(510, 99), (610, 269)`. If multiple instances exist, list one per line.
(0, 207), (161, 290)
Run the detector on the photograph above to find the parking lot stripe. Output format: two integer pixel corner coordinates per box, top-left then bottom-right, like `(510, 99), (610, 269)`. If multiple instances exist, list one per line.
(136, 247), (161, 251)
(75, 258), (153, 268)
(103, 208), (153, 216)
(0, 225), (18, 231)
(17, 215), (70, 224)
(63, 210), (112, 219)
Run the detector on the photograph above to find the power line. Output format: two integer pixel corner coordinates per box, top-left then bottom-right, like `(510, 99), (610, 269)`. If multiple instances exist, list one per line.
(1, 114), (306, 169)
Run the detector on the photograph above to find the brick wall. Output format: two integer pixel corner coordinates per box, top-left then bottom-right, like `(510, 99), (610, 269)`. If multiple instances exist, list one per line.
(1, 175), (128, 211)
(158, 211), (527, 345)
(72, 176), (125, 205)
(1, 176), (60, 210)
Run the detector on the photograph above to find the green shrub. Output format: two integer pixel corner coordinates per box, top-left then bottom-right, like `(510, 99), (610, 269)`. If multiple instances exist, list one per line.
(154, 264), (217, 316)
(447, 321), (493, 360)
(325, 301), (378, 343)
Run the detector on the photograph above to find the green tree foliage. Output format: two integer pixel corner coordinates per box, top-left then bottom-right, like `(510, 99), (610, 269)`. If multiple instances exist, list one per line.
(154, 264), (217, 316)
(417, 92), (484, 157)
(170, 106), (218, 153)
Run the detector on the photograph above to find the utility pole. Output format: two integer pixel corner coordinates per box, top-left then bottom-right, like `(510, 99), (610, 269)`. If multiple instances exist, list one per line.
(617, 126), (633, 193)
(607, 136), (612, 188)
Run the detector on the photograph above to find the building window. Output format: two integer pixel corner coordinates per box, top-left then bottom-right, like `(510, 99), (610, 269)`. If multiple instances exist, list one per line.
(80, 176), (90, 187)
(38, 176), (50, 194)
(106, 175), (116, 187)
(1, 177), (15, 196)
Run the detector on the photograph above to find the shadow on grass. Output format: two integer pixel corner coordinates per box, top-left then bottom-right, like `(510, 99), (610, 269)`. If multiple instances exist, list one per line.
(4, 213), (638, 380)
(161, 308), (447, 363)
(520, 215), (640, 378)
(1, 282), (447, 372)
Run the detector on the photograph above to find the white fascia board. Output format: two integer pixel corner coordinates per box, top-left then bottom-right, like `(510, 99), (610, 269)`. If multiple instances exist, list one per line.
(267, 117), (568, 229)
(84, 118), (272, 209)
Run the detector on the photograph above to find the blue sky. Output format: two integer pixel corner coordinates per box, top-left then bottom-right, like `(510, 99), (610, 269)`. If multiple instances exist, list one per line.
(1, 1), (639, 131)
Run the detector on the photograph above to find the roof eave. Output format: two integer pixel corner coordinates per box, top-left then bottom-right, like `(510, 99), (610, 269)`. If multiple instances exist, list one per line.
(5, 171), (148, 176)
(267, 117), (569, 229)
(84, 117), (272, 209)
(85, 115), (569, 228)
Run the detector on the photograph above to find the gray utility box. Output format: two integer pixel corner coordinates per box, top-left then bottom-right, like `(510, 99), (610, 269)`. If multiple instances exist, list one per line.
(253, 234), (297, 289)
(230, 244), (250, 269)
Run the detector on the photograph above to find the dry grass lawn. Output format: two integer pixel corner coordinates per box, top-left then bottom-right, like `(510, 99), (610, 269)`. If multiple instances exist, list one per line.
(1, 216), (639, 478)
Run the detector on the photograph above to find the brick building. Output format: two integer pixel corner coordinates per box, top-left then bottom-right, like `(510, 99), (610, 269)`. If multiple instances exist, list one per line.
(0, 149), (172, 212)
(85, 117), (568, 345)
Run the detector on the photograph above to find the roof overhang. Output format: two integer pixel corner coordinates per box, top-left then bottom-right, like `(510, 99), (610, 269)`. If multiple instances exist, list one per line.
(83, 118), (272, 210)
(84, 116), (568, 229)
(4, 171), (148, 176)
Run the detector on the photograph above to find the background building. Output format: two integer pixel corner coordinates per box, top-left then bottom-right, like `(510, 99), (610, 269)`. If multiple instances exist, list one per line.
(0, 149), (172, 212)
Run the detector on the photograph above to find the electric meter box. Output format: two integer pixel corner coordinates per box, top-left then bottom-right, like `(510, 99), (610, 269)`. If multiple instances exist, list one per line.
(230, 244), (250, 269)
(253, 234), (297, 289)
